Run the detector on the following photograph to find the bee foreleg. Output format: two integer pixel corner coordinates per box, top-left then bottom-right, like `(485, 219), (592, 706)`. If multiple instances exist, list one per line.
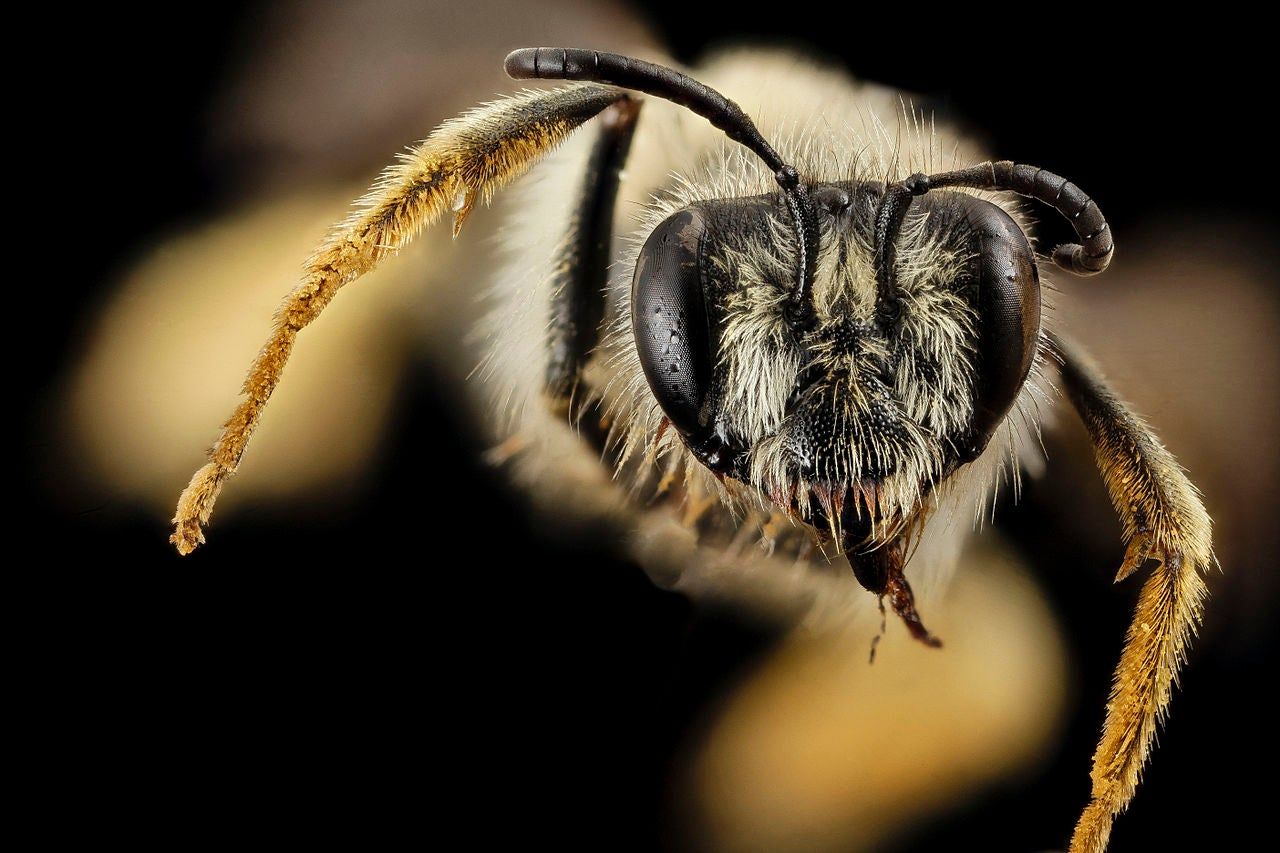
(544, 98), (641, 453)
(1051, 332), (1213, 853)
(170, 84), (633, 554)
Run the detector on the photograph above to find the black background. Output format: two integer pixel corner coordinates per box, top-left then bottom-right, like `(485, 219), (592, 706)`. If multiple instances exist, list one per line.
(23, 5), (1273, 850)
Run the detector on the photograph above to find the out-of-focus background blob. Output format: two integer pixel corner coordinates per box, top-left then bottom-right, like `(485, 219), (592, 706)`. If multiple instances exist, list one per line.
(689, 544), (1066, 852)
(33, 2), (1277, 851)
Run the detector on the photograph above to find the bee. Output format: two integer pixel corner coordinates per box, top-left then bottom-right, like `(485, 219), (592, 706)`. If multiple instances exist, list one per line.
(170, 47), (1212, 853)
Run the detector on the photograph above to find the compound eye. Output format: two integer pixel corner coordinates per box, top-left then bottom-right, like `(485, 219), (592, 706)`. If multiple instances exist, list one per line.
(631, 208), (713, 438)
(962, 197), (1042, 455)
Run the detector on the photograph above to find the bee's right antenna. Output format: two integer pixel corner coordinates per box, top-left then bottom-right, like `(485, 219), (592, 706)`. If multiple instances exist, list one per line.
(505, 47), (820, 330)
(922, 162), (1113, 275)
(874, 161), (1113, 301)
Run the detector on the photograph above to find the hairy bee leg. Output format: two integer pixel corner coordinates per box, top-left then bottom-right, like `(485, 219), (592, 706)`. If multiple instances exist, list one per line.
(847, 539), (943, 650)
(170, 84), (631, 554)
(544, 98), (641, 452)
(1051, 333), (1213, 853)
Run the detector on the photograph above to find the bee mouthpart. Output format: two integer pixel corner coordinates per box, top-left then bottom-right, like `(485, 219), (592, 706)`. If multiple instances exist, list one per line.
(767, 477), (907, 547)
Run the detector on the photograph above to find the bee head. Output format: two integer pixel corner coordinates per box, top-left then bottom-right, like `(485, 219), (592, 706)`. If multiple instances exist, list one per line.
(632, 181), (1041, 543)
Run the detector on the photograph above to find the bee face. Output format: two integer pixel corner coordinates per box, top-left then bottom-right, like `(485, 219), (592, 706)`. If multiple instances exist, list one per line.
(633, 181), (1041, 543)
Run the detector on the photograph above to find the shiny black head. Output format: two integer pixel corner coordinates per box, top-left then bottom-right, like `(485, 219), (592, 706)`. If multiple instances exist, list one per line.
(630, 180), (1044, 540)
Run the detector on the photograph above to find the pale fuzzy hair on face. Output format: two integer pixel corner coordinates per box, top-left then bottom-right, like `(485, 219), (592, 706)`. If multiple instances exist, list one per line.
(602, 113), (1029, 544)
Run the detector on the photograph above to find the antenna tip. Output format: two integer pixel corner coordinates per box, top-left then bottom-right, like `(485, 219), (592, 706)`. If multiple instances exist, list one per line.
(504, 48), (540, 79)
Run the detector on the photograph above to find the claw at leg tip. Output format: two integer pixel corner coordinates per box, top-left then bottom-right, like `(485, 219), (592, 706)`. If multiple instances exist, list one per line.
(170, 522), (204, 556)
(1114, 563), (1139, 583)
(1115, 537), (1153, 582)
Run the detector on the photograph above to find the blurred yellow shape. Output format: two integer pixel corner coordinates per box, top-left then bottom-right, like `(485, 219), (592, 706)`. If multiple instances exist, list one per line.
(690, 541), (1066, 852)
(64, 191), (440, 516)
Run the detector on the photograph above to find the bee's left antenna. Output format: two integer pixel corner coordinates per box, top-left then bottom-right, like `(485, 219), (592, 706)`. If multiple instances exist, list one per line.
(506, 47), (820, 330)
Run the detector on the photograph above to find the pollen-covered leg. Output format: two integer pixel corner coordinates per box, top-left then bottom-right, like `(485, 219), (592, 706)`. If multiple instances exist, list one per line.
(170, 84), (631, 554)
(543, 98), (640, 454)
(1052, 333), (1213, 853)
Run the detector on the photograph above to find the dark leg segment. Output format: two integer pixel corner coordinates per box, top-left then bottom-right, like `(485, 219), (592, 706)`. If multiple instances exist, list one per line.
(544, 98), (640, 447)
(545, 98), (640, 398)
